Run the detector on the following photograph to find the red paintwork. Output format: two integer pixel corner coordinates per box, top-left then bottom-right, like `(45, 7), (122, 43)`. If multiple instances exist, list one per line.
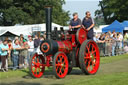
(30, 27), (100, 78)
(84, 41), (100, 74)
(76, 28), (88, 44)
(46, 55), (52, 67)
(57, 40), (72, 54)
(41, 43), (50, 53)
(31, 53), (45, 78)
(55, 52), (68, 78)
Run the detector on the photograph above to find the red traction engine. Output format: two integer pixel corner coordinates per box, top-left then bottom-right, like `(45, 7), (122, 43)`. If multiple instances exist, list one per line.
(29, 6), (100, 79)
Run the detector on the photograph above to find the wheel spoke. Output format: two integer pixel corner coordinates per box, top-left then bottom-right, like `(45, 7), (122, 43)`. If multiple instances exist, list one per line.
(62, 58), (66, 64)
(89, 43), (91, 49)
(56, 64), (62, 67)
(84, 57), (90, 59)
(91, 60), (95, 70)
(37, 57), (39, 63)
(91, 45), (94, 52)
(86, 46), (90, 53)
(84, 59), (87, 64)
(32, 61), (36, 65)
(60, 56), (62, 62)
(37, 67), (40, 73)
(91, 50), (96, 54)
(86, 60), (91, 72)
(59, 67), (62, 74)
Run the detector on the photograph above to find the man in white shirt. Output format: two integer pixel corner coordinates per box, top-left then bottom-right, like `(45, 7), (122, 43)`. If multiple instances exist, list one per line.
(28, 36), (34, 63)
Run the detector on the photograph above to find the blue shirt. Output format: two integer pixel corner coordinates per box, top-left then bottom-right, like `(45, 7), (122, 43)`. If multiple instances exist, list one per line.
(0, 44), (9, 56)
(93, 37), (99, 42)
(13, 44), (21, 55)
(82, 17), (94, 39)
(70, 18), (81, 31)
(0, 44), (2, 55)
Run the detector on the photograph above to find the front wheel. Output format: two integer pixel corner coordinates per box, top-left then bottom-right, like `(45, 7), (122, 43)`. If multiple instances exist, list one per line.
(79, 40), (100, 75)
(53, 52), (69, 79)
(29, 53), (45, 78)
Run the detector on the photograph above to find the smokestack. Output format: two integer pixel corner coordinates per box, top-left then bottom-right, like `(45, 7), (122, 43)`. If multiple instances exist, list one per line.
(45, 6), (52, 39)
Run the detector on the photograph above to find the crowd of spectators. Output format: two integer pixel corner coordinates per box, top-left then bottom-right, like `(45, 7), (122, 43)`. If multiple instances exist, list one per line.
(93, 31), (128, 56)
(0, 34), (45, 72)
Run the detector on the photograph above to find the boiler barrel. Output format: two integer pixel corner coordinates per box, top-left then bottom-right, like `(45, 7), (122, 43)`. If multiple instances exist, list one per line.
(40, 40), (72, 55)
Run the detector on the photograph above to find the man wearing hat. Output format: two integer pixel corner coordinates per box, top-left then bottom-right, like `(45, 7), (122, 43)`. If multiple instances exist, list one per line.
(69, 12), (82, 31)
(82, 11), (95, 40)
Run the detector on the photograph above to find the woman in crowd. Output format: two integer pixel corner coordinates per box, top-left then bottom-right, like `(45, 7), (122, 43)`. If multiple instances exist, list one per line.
(117, 32), (123, 54)
(0, 40), (9, 72)
(105, 33), (112, 56)
(19, 37), (29, 69)
(112, 34), (117, 56)
(124, 32), (128, 46)
(98, 33), (105, 43)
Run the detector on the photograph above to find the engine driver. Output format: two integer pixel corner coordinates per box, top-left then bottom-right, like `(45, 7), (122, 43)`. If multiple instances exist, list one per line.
(82, 11), (95, 40)
(69, 12), (81, 31)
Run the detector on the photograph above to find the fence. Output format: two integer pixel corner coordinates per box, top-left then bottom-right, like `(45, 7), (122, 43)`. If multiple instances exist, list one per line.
(97, 41), (127, 57)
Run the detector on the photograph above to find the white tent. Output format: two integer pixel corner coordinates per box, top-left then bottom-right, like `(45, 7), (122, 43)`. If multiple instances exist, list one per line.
(0, 23), (63, 36)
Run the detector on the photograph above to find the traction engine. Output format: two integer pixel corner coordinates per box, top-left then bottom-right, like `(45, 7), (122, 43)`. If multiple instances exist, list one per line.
(29, 6), (100, 79)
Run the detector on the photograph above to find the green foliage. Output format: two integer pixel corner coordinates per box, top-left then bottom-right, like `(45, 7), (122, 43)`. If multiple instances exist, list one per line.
(95, 0), (128, 24)
(0, 0), (70, 26)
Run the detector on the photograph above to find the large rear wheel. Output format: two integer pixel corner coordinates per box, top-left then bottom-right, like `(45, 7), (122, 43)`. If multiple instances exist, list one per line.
(53, 52), (69, 79)
(29, 53), (45, 78)
(79, 40), (100, 75)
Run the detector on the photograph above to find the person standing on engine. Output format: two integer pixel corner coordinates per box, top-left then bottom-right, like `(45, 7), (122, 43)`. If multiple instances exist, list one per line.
(82, 11), (95, 40)
(69, 12), (82, 31)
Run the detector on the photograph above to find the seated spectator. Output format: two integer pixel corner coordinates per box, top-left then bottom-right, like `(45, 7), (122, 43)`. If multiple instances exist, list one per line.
(0, 40), (9, 72)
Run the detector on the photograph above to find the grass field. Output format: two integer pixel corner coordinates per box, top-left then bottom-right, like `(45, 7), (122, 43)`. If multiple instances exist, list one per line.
(0, 54), (128, 85)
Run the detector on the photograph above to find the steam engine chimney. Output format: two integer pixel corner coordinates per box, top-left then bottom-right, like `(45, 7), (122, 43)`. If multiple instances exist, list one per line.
(45, 6), (52, 39)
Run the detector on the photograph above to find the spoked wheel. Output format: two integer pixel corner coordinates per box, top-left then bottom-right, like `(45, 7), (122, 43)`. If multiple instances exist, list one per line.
(53, 52), (69, 79)
(79, 40), (100, 75)
(29, 53), (45, 78)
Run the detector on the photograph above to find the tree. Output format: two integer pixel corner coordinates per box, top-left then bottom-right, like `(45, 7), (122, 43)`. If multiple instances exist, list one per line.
(95, 0), (128, 24)
(0, 0), (70, 26)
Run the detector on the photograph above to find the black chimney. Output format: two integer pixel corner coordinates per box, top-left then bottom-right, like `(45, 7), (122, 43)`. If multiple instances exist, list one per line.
(45, 6), (52, 39)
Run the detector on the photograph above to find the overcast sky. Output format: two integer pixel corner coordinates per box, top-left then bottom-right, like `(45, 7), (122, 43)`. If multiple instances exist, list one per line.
(63, 0), (101, 20)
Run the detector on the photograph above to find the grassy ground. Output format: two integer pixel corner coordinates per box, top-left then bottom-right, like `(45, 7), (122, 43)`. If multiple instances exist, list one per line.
(100, 54), (128, 64)
(0, 54), (128, 85)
